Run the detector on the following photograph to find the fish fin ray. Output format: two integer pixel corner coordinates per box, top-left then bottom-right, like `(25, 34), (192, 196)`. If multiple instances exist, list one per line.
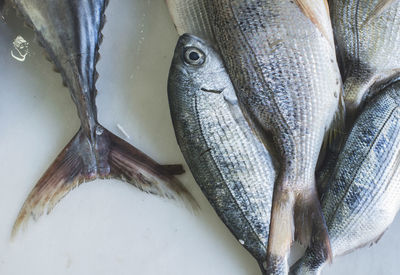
(11, 131), (85, 239)
(11, 127), (198, 238)
(294, 0), (334, 45)
(107, 129), (198, 210)
(362, 0), (396, 27)
(294, 190), (332, 264)
(265, 189), (294, 274)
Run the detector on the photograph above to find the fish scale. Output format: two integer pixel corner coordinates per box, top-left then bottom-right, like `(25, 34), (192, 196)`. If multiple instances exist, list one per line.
(291, 81), (400, 275)
(330, 0), (400, 120)
(205, 1), (341, 273)
(168, 34), (276, 274)
(166, 0), (213, 41)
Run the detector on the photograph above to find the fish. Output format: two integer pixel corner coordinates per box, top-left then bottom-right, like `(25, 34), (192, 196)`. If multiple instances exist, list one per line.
(10, 0), (197, 237)
(330, 0), (400, 121)
(168, 34), (276, 274)
(205, 1), (343, 273)
(290, 80), (400, 275)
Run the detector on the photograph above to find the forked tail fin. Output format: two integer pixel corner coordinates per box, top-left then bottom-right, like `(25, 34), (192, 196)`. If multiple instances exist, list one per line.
(265, 185), (331, 274)
(12, 126), (198, 238)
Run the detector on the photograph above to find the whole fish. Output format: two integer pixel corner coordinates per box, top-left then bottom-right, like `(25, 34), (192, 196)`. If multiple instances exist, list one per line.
(290, 80), (400, 275)
(168, 34), (276, 274)
(11, 0), (197, 237)
(330, 0), (400, 121)
(205, 1), (343, 273)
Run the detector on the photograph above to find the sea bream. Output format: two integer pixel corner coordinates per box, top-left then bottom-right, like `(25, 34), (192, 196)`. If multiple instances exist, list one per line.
(290, 80), (400, 275)
(10, 0), (197, 237)
(330, 0), (400, 121)
(204, 1), (343, 273)
(168, 34), (276, 274)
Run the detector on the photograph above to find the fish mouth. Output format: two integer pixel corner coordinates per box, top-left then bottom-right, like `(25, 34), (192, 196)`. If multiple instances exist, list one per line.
(200, 87), (224, 94)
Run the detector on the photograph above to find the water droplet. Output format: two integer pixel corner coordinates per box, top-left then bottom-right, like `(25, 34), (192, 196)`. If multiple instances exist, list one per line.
(239, 239), (245, 245)
(96, 126), (104, 135)
(11, 35), (29, 62)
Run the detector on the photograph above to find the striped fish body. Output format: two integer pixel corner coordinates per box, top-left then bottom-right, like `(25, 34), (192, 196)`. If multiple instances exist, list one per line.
(204, 1), (342, 273)
(330, 0), (400, 120)
(168, 34), (276, 274)
(291, 81), (400, 275)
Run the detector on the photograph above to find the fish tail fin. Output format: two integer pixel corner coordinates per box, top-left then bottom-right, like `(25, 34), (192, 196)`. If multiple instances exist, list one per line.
(265, 188), (295, 274)
(266, 181), (331, 274)
(106, 128), (197, 207)
(293, 189), (332, 263)
(11, 131), (85, 238)
(12, 126), (198, 238)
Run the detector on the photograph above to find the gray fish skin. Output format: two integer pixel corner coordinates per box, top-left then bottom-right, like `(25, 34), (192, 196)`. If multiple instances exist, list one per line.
(168, 34), (276, 274)
(330, 0), (400, 120)
(11, 0), (197, 237)
(205, 1), (342, 273)
(291, 81), (400, 275)
(166, 0), (214, 41)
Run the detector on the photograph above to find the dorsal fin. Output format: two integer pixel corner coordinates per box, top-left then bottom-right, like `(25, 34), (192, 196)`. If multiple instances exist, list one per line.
(294, 0), (334, 46)
(363, 0), (397, 27)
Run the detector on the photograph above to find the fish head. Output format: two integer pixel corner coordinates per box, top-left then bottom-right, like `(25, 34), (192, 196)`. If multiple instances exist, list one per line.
(169, 33), (234, 98)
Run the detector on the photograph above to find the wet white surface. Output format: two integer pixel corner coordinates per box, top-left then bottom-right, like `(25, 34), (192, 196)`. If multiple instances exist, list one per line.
(0, 1), (398, 275)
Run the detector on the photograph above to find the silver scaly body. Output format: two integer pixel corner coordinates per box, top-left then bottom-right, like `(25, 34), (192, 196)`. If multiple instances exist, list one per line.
(291, 81), (400, 275)
(168, 34), (276, 274)
(203, 1), (342, 273)
(330, 0), (400, 119)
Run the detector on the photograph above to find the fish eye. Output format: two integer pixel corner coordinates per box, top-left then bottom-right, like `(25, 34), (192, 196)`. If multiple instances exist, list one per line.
(183, 47), (205, 66)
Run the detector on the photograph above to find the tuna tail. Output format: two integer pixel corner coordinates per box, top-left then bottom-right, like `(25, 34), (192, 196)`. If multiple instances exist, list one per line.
(266, 183), (331, 274)
(11, 125), (198, 238)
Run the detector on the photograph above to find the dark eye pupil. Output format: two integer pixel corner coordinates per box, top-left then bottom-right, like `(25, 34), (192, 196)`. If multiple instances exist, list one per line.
(184, 47), (205, 65)
(189, 51), (200, 61)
